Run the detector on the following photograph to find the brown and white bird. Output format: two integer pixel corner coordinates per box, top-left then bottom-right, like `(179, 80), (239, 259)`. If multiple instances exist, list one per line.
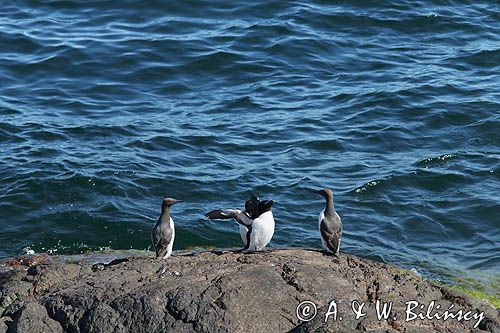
(314, 189), (342, 256)
(151, 198), (182, 259)
(205, 195), (275, 252)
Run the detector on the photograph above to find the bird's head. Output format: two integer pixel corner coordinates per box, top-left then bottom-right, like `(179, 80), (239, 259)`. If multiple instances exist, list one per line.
(258, 199), (274, 214)
(162, 198), (183, 209)
(313, 188), (333, 200)
(245, 194), (260, 219)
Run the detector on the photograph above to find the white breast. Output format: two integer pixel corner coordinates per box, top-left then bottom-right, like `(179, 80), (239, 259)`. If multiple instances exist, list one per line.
(247, 211), (275, 251)
(164, 217), (175, 258)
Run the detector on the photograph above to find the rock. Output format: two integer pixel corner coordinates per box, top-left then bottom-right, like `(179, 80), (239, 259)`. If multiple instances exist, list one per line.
(0, 270), (34, 317)
(12, 302), (62, 333)
(0, 248), (498, 332)
(1, 254), (49, 270)
(0, 317), (11, 333)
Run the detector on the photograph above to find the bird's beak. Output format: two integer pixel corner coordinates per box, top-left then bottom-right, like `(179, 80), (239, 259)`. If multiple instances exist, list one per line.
(262, 200), (274, 207)
(173, 200), (184, 204)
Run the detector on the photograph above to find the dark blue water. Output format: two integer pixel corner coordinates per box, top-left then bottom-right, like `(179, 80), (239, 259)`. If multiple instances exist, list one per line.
(1, 0), (499, 295)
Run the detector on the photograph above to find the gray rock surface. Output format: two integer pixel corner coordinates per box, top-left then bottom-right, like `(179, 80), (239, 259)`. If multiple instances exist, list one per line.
(0, 249), (498, 333)
(12, 303), (62, 333)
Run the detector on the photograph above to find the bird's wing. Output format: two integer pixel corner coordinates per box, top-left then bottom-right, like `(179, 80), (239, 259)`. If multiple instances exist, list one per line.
(205, 209), (252, 227)
(320, 218), (342, 255)
(152, 224), (173, 258)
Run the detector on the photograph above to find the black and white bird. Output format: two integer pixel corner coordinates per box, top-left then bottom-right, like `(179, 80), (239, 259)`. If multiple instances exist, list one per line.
(205, 195), (275, 252)
(314, 189), (342, 256)
(151, 198), (182, 259)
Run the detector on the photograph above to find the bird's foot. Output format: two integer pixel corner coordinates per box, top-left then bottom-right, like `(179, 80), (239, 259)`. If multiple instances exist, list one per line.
(331, 252), (341, 263)
(322, 250), (339, 257)
(212, 249), (229, 255)
(156, 265), (169, 276)
(236, 247), (251, 253)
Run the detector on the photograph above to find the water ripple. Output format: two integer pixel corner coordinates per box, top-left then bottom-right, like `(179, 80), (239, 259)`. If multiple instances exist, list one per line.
(0, 0), (499, 292)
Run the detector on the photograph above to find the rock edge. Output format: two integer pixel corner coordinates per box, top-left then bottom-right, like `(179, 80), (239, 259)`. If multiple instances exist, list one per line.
(0, 248), (498, 333)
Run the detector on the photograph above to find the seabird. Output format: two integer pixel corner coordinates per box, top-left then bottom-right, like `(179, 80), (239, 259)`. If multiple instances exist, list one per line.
(314, 189), (342, 256)
(205, 195), (275, 252)
(152, 197), (183, 259)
